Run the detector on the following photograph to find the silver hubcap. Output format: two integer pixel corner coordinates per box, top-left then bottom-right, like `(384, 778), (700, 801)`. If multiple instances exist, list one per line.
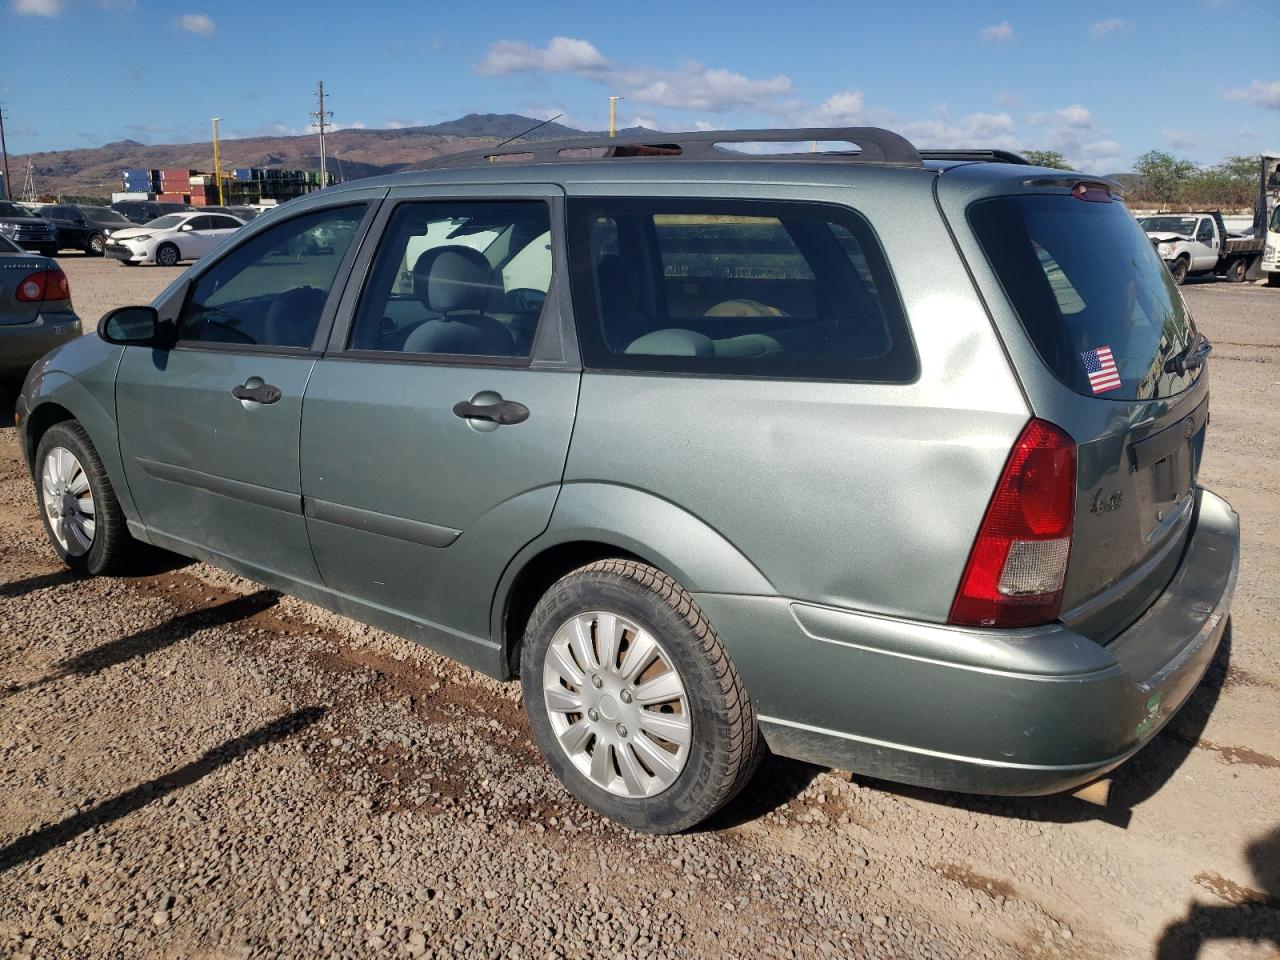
(41, 446), (95, 556)
(542, 611), (692, 798)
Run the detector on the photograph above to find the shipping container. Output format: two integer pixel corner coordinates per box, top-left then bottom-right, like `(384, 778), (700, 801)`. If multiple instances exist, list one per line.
(156, 192), (189, 203)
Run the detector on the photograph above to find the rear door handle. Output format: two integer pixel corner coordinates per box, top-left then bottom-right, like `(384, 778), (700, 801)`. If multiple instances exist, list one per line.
(452, 398), (529, 425)
(232, 381), (282, 405)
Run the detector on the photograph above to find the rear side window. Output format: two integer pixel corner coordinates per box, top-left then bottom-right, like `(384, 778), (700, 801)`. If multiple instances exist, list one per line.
(968, 195), (1200, 400)
(566, 198), (916, 382)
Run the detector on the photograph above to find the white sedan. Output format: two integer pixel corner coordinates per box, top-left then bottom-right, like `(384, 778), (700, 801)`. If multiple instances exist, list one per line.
(105, 211), (244, 267)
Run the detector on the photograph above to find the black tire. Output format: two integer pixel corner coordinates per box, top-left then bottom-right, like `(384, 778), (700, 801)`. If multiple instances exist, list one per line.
(155, 243), (180, 267)
(1170, 257), (1190, 285)
(520, 559), (763, 833)
(120, 260), (139, 267)
(87, 233), (105, 256)
(34, 421), (136, 575)
(36, 246), (58, 258)
(1226, 259), (1247, 283)
(1267, 272), (1280, 288)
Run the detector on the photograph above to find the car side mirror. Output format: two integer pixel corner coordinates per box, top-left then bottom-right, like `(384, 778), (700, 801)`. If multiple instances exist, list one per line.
(98, 305), (175, 349)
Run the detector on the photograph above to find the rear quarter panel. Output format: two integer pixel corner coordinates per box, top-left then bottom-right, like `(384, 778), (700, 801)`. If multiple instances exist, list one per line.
(557, 172), (1029, 620)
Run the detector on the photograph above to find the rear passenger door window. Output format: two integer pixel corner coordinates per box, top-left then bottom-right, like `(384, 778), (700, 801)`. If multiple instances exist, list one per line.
(348, 200), (552, 359)
(566, 199), (916, 382)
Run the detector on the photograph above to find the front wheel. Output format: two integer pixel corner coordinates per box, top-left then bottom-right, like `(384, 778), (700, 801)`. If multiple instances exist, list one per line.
(87, 233), (105, 256)
(155, 243), (180, 267)
(35, 421), (136, 575)
(520, 559), (763, 833)
(1267, 272), (1280, 288)
(1170, 257), (1190, 285)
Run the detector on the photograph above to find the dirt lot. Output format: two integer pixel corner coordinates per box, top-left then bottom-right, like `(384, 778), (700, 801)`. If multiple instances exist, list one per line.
(1, 258), (1277, 959)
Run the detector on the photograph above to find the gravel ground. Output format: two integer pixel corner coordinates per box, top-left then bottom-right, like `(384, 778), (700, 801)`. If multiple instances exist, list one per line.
(1, 260), (1278, 959)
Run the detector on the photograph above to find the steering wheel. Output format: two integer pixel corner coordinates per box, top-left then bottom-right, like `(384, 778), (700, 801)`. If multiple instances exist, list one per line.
(506, 288), (548, 313)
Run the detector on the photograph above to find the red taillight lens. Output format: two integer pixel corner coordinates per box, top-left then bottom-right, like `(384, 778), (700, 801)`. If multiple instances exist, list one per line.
(948, 418), (1077, 629)
(15, 269), (71, 303)
(1071, 181), (1113, 203)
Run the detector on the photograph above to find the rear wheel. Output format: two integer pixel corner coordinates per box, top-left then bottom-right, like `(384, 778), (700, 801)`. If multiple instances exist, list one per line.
(520, 559), (763, 833)
(87, 233), (105, 256)
(1170, 257), (1190, 285)
(155, 243), (180, 267)
(1226, 259), (1248, 283)
(35, 421), (136, 575)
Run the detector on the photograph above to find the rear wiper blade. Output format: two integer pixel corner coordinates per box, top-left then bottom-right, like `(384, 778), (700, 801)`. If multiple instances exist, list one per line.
(1164, 334), (1212, 375)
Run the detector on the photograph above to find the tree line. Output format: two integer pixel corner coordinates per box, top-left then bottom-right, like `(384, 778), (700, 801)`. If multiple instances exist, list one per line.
(1021, 149), (1262, 211)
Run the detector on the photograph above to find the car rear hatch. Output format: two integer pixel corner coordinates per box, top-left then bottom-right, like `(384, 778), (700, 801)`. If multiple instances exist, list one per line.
(958, 179), (1209, 643)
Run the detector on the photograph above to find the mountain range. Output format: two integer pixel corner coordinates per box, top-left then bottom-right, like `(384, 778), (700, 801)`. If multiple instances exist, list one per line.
(7, 114), (652, 200)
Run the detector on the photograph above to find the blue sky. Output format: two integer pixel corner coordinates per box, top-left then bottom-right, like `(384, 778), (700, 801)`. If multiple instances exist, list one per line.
(3, 0), (1278, 171)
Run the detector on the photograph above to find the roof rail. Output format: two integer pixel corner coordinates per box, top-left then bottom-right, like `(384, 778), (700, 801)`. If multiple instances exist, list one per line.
(918, 149), (1031, 165)
(420, 127), (923, 170)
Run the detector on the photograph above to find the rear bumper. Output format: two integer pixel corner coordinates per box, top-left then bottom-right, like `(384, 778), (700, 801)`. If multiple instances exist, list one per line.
(0, 314), (83, 375)
(695, 486), (1239, 796)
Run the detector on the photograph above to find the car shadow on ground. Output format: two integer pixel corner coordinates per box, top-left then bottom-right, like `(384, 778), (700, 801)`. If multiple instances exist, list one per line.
(1155, 826), (1280, 958)
(4, 589), (281, 696)
(855, 622), (1234, 829)
(0, 706), (325, 875)
(701, 753), (823, 831)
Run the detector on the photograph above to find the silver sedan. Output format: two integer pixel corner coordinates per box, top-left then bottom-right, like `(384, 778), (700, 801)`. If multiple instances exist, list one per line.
(0, 233), (82, 385)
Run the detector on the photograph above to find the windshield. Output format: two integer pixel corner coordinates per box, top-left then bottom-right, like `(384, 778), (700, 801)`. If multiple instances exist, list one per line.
(1271, 206), (1280, 233)
(144, 215), (185, 230)
(83, 206), (131, 223)
(0, 202), (32, 218)
(969, 194), (1200, 401)
(1138, 216), (1197, 235)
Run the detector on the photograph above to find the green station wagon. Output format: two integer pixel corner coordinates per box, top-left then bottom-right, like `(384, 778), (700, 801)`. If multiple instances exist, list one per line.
(16, 128), (1239, 832)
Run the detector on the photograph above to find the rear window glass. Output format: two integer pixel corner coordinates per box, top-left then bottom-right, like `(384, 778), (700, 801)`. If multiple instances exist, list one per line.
(566, 198), (916, 382)
(968, 195), (1200, 400)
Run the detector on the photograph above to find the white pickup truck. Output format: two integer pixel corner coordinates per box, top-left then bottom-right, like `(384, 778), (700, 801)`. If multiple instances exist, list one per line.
(1138, 210), (1262, 284)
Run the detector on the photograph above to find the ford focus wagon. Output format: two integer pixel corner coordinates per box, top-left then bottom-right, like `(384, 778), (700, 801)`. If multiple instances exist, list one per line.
(16, 127), (1239, 832)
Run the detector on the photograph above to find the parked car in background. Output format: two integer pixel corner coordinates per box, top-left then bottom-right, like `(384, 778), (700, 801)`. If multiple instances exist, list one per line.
(112, 200), (188, 225)
(104, 211), (244, 266)
(1139, 211), (1263, 284)
(0, 201), (59, 257)
(15, 127), (1239, 833)
(37, 204), (135, 256)
(0, 232), (80, 388)
(201, 205), (261, 222)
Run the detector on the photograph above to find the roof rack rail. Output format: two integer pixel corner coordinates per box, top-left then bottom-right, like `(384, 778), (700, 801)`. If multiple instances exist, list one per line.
(420, 127), (923, 170)
(918, 149), (1031, 165)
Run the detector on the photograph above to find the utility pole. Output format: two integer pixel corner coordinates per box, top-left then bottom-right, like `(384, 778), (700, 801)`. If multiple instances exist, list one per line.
(608, 96), (623, 138)
(311, 81), (332, 186)
(211, 117), (224, 205)
(0, 104), (11, 201)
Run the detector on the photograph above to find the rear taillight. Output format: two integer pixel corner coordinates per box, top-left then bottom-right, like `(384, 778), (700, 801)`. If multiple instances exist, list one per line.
(948, 418), (1077, 629)
(15, 269), (71, 303)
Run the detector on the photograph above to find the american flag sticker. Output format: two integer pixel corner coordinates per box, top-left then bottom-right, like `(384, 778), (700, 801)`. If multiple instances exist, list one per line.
(1081, 345), (1121, 394)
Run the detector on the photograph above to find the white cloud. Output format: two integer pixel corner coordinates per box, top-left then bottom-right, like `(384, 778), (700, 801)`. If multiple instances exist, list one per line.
(175, 13), (214, 37)
(1163, 129), (1203, 150)
(980, 21), (1014, 42)
(474, 37), (794, 114)
(1030, 104), (1092, 129)
(902, 111), (1019, 149)
(995, 91), (1021, 108)
(11, 0), (62, 15)
(384, 118), (426, 130)
(1090, 17), (1129, 36)
(809, 89), (866, 125)
(477, 36), (607, 76)
(1225, 79), (1280, 110)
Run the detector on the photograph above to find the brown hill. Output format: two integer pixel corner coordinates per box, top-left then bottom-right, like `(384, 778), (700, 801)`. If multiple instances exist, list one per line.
(10, 114), (617, 199)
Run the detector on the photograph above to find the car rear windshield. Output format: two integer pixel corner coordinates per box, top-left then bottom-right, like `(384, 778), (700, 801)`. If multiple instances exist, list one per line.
(968, 194), (1200, 401)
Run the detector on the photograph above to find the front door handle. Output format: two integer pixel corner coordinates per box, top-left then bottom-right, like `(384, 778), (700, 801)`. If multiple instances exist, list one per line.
(232, 381), (282, 405)
(452, 398), (529, 425)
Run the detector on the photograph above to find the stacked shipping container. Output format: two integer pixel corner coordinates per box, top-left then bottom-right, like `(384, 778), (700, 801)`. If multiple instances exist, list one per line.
(118, 166), (333, 207)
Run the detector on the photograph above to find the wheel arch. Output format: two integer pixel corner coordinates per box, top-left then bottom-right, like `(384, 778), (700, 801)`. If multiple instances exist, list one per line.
(492, 482), (776, 679)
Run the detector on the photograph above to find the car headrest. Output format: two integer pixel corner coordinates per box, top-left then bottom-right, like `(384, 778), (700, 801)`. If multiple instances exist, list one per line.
(412, 245), (497, 315)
